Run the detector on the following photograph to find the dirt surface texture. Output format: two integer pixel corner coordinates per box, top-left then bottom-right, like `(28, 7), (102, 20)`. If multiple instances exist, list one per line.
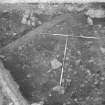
(0, 3), (105, 105)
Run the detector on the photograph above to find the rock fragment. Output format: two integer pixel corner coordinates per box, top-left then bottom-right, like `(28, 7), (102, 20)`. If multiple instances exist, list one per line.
(86, 8), (105, 18)
(50, 58), (62, 70)
(100, 47), (105, 54)
(31, 101), (44, 105)
(52, 85), (65, 94)
(87, 17), (93, 25)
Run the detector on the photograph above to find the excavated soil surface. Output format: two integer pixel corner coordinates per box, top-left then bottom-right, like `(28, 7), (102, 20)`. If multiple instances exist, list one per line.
(1, 11), (105, 105)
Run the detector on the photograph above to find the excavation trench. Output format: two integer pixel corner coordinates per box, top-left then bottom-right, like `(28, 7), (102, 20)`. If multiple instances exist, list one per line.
(0, 14), (72, 104)
(1, 12), (105, 105)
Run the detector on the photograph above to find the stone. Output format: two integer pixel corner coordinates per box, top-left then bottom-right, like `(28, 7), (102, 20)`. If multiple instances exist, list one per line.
(21, 17), (27, 24)
(86, 9), (105, 18)
(31, 101), (44, 105)
(87, 17), (93, 25)
(50, 58), (62, 69)
(100, 47), (105, 54)
(52, 85), (65, 94)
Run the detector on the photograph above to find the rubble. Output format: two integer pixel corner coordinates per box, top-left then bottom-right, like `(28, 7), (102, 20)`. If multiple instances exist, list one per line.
(86, 8), (105, 18)
(21, 11), (39, 27)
